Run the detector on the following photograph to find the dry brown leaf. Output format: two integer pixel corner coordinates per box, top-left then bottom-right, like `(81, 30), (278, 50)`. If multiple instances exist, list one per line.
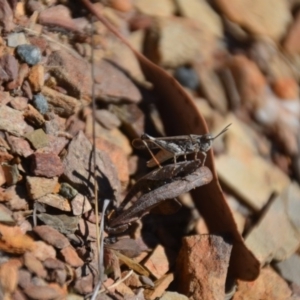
(114, 250), (150, 277)
(144, 273), (174, 300)
(105, 238), (143, 258)
(80, 0), (260, 281)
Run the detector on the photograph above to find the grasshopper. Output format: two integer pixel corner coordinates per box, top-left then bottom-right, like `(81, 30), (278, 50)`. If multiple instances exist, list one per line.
(132, 124), (231, 168)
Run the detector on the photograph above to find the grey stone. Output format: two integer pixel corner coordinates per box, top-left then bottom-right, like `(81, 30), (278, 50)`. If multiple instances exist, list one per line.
(246, 183), (300, 264)
(62, 131), (121, 201)
(174, 66), (199, 90)
(7, 32), (28, 47)
(16, 44), (41, 66)
(276, 254), (300, 285)
(37, 213), (80, 235)
(33, 93), (48, 114)
(59, 182), (78, 200)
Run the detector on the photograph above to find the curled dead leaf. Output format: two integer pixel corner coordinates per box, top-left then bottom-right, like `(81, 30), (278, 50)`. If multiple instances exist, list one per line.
(81, 0), (260, 281)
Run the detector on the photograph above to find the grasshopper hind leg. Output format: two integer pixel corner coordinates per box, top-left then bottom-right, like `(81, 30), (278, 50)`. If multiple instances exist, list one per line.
(142, 140), (162, 169)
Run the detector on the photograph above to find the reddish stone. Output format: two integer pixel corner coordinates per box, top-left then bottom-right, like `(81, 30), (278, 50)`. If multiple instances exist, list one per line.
(23, 285), (62, 300)
(17, 269), (31, 289)
(94, 137), (129, 187)
(0, 91), (12, 105)
(7, 135), (33, 157)
(31, 241), (56, 261)
(0, 105), (28, 137)
(233, 267), (291, 300)
(0, 0), (15, 31)
(0, 259), (19, 295)
(33, 225), (70, 249)
(13, 289), (30, 300)
(0, 54), (19, 82)
(228, 54), (266, 109)
(38, 135), (68, 156)
(10, 97), (28, 111)
(23, 252), (47, 278)
(21, 80), (33, 100)
(74, 273), (94, 294)
(0, 150), (14, 163)
(6, 185), (28, 211)
(62, 131), (121, 200)
(108, 0), (132, 12)
(144, 245), (176, 279)
(78, 219), (97, 240)
(94, 60), (142, 103)
(60, 246), (84, 267)
(38, 5), (78, 32)
(28, 64), (44, 92)
(214, 0), (290, 41)
(71, 193), (92, 215)
(283, 10), (300, 55)
(177, 235), (232, 299)
(31, 152), (64, 178)
(26, 176), (58, 199)
(272, 77), (299, 100)
(43, 258), (65, 270)
(37, 193), (71, 211)
(46, 49), (92, 99)
(28, 36), (48, 53)
(17, 63), (30, 87)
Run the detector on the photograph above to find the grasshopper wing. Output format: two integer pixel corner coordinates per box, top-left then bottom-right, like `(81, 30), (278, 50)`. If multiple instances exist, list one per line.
(132, 137), (161, 150)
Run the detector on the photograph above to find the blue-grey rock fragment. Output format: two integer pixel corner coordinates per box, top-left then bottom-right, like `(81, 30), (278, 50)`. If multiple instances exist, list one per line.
(174, 66), (199, 90)
(16, 44), (41, 66)
(33, 93), (48, 114)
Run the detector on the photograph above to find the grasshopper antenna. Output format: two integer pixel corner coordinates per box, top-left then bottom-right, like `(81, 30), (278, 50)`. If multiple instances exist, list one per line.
(209, 123), (231, 140)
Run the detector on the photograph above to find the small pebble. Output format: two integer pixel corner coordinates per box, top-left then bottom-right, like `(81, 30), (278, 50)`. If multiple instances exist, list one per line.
(174, 66), (199, 90)
(7, 32), (28, 47)
(16, 44), (41, 66)
(59, 182), (78, 200)
(33, 93), (48, 114)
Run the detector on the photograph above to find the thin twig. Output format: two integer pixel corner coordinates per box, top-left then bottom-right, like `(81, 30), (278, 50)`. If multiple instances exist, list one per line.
(32, 202), (37, 227)
(23, 27), (83, 60)
(88, 269), (134, 299)
(90, 18), (101, 273)
(90, 200), (110, 299)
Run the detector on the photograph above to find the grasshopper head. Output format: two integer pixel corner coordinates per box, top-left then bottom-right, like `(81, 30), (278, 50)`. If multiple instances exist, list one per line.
(197, 124), (231, 153)
(198, 134), (213, 152)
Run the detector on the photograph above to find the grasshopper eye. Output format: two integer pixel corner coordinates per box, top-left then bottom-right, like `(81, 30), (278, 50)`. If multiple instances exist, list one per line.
(200, 134), (212, 142)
